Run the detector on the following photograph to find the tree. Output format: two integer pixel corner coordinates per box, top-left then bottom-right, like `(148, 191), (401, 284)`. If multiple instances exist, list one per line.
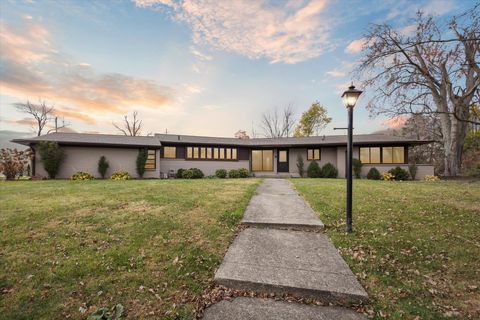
(113, 111), (143, 136)
(294, 102), (331, 137)
(0, 148), (32, 180)
(296, 154), (305, 177)
(14, 101), (68, 136)
(37, 141), (65, 179)
(260, 105), (296, 138)
(136, 148), (148, 178)
(358, 7), (480, 176)
(98, 156), (109, 179)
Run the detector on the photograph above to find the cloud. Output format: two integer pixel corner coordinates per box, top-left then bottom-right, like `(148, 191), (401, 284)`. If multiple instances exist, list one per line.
(326, 69), (345, 77)
(345, 38), (367, 54)
(190, 47), (212, 61)
(134, 0), (333, 64)
(382, 115), (408, 129)
(184, 84), (203, 94)
(202, 104), (221, 111)
(0, 20), (174, 125)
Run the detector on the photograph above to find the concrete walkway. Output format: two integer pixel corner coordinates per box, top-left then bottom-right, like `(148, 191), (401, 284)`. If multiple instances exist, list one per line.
(203, 179), (368, 319)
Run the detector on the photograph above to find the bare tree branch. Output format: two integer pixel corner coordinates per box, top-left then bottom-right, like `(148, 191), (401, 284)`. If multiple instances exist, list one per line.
(113, 111), (143, 136)
(14, 101), (70, 136)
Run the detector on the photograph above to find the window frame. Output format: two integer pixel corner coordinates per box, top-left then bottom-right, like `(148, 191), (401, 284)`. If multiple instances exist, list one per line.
(359, 146), (406, 164)
(144, 149), (157, 170)
(251, 149), (274, 172)
(184, 145), (239, 161)
(163, 146), (176, 159)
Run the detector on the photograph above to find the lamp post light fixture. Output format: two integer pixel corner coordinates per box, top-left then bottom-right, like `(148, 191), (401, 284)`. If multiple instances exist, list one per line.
(341, 84), (363, 233)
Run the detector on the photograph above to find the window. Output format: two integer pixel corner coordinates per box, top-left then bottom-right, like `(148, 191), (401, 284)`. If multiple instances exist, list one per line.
(279, 150), (287, 162)
(185, 146), (238, 160)
(163, 146), (176, 158)
(360, 146), (405, 164)
(200, 147), (206, 159)
(207, 148), (212, 159)
(252, 150), (273, 171)
(145, 149), (156, 170)
(219, 148), (225, 159)
(307, 149), (320, 160)
(193, 147), (199, 159)
(226, 148), (232, 160)
(187, 147), (193, 158)
(213, 148), (219, 159)
(232, 148), (237, 160)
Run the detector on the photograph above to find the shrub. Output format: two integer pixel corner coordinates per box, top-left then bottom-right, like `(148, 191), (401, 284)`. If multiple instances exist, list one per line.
(98, 156), (109, 179)
(181, 168), (204, 179)
(176, 168), (185, 178)
(366, 167), (381, 180)
(229, 169), (240, 178)
(307, 161), (322, 178)
(322, 163), (338, 178)
(238, 168), (249, 178)
(190, 168), (204, 179)
(296, 154), (305, 177)
(408, 163), (418, 180)
(0, 148), (32, 180)
(110, 170), (130, 180)
(37, 141), (65, 179)
(424, 175), (440, 181)
(215, 169), (227, 178)
(71, 171), (94, 180)
(136, 148), (148, 178)
(382, 172), (395, 181)
(388, 167), (409, 181)
(352, 158), (363, 179)
(467, 163), (480, 177)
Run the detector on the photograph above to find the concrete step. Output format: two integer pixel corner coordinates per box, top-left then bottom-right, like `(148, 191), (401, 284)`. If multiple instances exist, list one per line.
(241, 194), (324, 230)
(203, 297), (367, 320)
(214, 228), (368, 305)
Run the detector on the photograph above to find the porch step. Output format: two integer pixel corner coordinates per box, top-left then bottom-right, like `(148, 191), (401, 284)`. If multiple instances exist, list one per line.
(214, 228), (369, 305)
(203, 297), (367, 320)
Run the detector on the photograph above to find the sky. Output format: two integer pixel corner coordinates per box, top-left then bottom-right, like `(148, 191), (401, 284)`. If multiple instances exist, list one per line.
(0, 0), (475, 138)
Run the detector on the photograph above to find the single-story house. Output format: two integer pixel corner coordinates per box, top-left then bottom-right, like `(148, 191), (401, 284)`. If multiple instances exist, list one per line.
(12, 132), (434, 179)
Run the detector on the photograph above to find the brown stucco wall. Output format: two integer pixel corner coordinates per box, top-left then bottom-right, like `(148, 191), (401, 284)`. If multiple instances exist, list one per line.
(34, 146), (160, 179)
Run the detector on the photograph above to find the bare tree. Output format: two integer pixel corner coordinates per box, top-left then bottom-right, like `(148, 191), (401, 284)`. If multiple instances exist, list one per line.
(357, 6), (480, 176)
(113, 111), (143, 136)
(260, 105), (296, 138)
(14, 101), (68, 136)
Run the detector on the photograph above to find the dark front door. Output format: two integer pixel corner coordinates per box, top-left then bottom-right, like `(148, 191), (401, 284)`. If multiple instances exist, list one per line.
(277, 149), (289, 172)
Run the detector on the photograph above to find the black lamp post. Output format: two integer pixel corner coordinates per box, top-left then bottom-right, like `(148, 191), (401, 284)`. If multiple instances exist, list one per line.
(341, 84), (362, 233)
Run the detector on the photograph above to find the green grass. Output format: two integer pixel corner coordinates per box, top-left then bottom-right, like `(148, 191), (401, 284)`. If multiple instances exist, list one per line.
(0, 179), (260, 319)
(292, 179), (480, 320)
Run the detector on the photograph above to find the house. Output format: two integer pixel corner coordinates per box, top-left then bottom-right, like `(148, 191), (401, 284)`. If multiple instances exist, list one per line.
(12, 132), (434, 179)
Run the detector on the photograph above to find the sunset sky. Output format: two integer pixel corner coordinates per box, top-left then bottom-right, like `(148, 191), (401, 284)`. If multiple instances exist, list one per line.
(0, 0), (473, 138)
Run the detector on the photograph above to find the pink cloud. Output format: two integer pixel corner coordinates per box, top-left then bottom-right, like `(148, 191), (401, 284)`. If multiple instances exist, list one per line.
(382, 116), (408, 129)
(345, 38), (367, 54)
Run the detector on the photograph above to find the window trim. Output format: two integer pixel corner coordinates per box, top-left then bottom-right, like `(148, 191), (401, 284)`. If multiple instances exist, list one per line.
(144, 149), (157, 170)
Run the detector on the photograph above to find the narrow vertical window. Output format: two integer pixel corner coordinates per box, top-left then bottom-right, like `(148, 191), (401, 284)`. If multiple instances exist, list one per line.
(187, 147), (193, 159)
(232, 148), (237, 160)
(144, 149), (156, 170)
(207, 148), (212, 159)
(226, 148), (232, 160)
(213, 148), (219, 159)
(193, 147), (199, 159)
(200, 147), (206, 159)
(219, 148), (225, 159)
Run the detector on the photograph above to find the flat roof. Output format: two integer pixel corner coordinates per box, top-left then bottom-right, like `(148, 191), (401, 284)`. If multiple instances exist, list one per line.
(12, 132), (432, 148)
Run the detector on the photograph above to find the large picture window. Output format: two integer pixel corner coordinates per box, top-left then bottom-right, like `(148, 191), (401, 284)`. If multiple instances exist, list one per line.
(145, 149), (156, 170)
(163, 146), (176, 158)
(185, 146), (238, 161)
(252, 150), (273, 171)
(360, 146), (405, 164)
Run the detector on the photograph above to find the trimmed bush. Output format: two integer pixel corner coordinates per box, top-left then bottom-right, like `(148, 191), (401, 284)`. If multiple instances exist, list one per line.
(37, 141), (65, 179)
(238, 168), (249, 178)
(366, 167), (381, 180)
(408, 163), (418, 180)
(352, 158), (363, 179)
(71, 171), (94, 180)
(307, 161), (322, 178)
(296, 154), (305, 177)
(136, 148), (148, 178)
(176, 168), (185, 178)
(215, 169), (227, 178)
(98, 156), (109, 179)
(181, 168), (204, 179)
(110, 171), (130, 180)
(322, 163), (338, 178)
(388, 167), (409, 181)
(229, 169), (240, 178)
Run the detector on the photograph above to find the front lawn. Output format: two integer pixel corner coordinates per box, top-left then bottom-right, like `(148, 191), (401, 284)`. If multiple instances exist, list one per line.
(0, 179), (259, 319)
(292, 179), (480, 320)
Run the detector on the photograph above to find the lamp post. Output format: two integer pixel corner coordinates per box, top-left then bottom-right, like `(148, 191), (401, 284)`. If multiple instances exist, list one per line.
(341, 84), (362, 233)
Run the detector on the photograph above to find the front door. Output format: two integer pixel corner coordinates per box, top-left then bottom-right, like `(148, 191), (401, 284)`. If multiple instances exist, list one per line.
(277, 149), (289, 172)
